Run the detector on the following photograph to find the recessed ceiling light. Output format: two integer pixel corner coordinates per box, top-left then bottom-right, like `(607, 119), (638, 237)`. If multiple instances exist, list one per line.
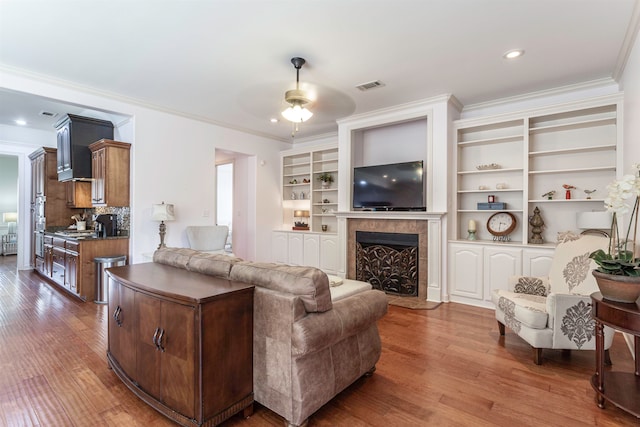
(14, 119), (27, 126)
(503, 49), (524, 60)
(270, 118), (279, 123)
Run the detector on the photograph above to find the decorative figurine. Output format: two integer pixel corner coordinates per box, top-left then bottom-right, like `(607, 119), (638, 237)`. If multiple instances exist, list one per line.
(542, 190), (556, 200)
(584, 189), (596, 199)
(563, 184), (576, 200)
(529, 206), (545, 244)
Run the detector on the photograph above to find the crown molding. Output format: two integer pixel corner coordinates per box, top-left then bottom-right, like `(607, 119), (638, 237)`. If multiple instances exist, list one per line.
(461, 78), (619, 114)
(613, 0), (640, 81)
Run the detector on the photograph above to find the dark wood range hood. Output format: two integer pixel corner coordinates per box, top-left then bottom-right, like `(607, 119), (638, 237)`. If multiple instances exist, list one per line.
(55, 114), (113, 181)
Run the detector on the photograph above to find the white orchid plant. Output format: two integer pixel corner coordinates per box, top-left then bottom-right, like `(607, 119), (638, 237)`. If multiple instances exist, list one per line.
(590, 163), (640, 276)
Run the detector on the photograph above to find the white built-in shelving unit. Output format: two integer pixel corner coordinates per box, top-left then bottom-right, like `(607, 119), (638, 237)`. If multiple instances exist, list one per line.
(448, 94), (622, 308)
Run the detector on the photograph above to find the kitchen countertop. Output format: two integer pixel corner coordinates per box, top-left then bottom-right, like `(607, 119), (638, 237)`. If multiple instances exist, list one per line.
(45, 230), (129, 241)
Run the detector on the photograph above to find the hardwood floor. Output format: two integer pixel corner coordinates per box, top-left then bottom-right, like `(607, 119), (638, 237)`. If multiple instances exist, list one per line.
(0, 255), (638, 426)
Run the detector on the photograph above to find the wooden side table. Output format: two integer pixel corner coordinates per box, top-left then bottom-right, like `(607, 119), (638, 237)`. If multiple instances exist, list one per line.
(590, 292), (640, 418)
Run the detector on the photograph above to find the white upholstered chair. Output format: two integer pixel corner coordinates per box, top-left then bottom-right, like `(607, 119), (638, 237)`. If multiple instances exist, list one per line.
(492, 234), (615, 365)
(185, 225), (229, 255)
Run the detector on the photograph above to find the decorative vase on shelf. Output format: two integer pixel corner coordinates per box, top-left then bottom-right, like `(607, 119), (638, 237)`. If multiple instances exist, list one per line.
(592, 271), (640, 303)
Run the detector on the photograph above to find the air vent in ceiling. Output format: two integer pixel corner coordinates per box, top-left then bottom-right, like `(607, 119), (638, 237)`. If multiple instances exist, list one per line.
(355, 80), (385, 91)
(39, 111), (58, 118)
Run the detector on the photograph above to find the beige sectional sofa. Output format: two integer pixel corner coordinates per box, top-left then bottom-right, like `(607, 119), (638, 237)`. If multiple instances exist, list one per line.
(153, 247), (388, 427)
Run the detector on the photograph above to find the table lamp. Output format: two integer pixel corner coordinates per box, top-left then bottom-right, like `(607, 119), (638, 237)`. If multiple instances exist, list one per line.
(152, 202), (175, 249)
(293, 210), (309, 230)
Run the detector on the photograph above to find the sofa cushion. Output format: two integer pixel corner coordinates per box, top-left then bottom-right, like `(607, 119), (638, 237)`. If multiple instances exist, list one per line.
(329, 279), (371, 302)
(187, 252), (241, 278)
(492, 289), (548, 329)
(230, 262), (332, 313)
(153, 247), (199, 269)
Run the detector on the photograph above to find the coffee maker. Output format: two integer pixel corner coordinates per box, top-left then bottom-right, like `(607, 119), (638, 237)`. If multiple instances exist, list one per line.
(94, 214), (118, 237)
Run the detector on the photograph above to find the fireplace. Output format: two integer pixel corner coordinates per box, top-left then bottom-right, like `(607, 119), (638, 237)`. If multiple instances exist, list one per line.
(346, 217), (429, 299)
(356, 231), (419, 296)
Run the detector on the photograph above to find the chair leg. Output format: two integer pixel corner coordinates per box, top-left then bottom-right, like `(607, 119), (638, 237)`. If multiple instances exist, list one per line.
(497, 321), (505, 336)
(533, 347), (543, 365)
(604, 349), (612, 366)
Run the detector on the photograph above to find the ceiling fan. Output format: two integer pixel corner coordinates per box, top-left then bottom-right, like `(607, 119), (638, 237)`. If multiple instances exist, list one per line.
(281, 57), (313, 136)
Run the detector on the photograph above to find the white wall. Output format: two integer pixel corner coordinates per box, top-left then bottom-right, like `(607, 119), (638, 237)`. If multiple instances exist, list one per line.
(0, 69), (289, 265)
(355, 119), (428, 166)
(620, 28), (640, 172)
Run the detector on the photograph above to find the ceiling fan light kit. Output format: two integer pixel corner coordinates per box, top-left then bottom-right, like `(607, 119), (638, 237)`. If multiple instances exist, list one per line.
(281, 57), (313, 133)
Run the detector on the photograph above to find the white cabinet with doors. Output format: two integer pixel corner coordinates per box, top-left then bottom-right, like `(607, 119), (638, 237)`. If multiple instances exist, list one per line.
(448, 242), (554, 308)
(271, 231), (340, 275)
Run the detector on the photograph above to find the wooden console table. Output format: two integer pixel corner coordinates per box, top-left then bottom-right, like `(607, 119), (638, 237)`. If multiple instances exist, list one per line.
(590, 292), (640, 418)
(106, 263), (254, 426)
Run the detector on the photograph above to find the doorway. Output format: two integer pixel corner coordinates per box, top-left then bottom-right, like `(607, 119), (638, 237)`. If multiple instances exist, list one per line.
(216, 161), (233, 252)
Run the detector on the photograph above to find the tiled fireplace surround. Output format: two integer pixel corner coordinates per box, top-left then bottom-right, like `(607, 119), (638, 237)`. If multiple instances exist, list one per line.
(348, 218), (428, 299)
(337, 212), (444, 302)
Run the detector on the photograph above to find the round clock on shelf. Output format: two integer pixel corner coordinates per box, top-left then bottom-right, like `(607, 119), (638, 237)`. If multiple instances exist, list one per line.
(487, 211), (517, 241)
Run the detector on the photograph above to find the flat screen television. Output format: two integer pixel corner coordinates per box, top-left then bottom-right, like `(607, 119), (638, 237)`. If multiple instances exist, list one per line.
(352, 161), (425, 211)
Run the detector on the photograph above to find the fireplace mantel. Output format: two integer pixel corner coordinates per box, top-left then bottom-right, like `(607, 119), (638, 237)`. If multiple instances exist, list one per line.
(335, 211), (445, 221)
(335, 211), (445, 302)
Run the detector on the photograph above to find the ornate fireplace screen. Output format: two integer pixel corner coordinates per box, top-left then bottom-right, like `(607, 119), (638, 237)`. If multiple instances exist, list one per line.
(356, 231), (418, 296)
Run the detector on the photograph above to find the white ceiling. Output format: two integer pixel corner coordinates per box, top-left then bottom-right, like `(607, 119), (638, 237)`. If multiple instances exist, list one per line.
(0, 0), (638, 142)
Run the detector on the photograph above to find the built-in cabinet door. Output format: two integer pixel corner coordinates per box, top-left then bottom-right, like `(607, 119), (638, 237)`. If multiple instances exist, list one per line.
(288, 233), (304, 266)
(523, 247), (554, 277)
(483, 246), (522, 303)
(303, 234), (320, 267)
(91, 148), (106, 205)
(320, 234), (339, 274)
(448, 243), (484, 300)
(134, 292), (195, 419)
(271, 232), (288, 264)
(108, 280), (136, 378)
(56, 122), (71, 175)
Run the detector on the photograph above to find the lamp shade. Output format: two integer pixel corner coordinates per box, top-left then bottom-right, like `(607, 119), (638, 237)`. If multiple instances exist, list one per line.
(2, 212), (17, 223)
(576, 211), (612, 229)
(294, 210), (310, 218)
(282, 104), (313, 123)
(152, 203), (175, 221)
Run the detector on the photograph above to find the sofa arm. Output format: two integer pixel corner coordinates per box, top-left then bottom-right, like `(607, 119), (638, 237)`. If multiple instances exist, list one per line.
(291, 290), (388, 357)
(507, 275), (550, 296)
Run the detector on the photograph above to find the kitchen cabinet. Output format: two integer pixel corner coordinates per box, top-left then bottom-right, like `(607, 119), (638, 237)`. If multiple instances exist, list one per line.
(66, 181), (92, 208)
(29, 148), (76, 227)
(39, 233), (129, 302)
(106, 263), (254, 427)
(89, 139), (131, 206)
(55, 114), (114, 181)
(42, 235), (53, 277)
(64, 240), (79, 293)
(29, 147), (81, 270)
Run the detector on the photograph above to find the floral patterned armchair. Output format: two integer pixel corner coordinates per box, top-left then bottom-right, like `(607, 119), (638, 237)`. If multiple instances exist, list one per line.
(492, 234), (615, 364)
